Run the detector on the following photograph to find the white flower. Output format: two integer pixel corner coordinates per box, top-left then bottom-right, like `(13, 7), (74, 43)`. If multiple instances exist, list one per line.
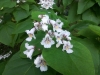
(54, 32), (62, 44)
(50, 19), (63, 32)
(41, 15), (50, 24)
(48, 30), (54, 37)
(23, 43), (34, 59)
(34, 55), (48, 72)
(54, 32), (63, 47)
(41, 34), (55, 48)
(62, 41), (73, 53)
(23, 49), (34, 59)
(61, 30), (71, 41)
(38, 0), (55, 9)
(25, 28), (36, 41)
(34, 22), (42, 30)
(41, 24), (48, 31)
(38, 15), (50, 31)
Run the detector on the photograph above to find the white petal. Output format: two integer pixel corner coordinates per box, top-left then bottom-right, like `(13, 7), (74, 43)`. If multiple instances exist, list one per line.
(44, 44), (51, 48)
(25, 43), (34, 50)
(42, 24), (48, 31)
(66, 49), (73, 54)
(67, 37), (71, 40)
(25, 30), (30, 34)
(33, 35), (36, 39)
(56, 43), (60, 48)
(34, 56), (41, 65)
(23, 49), (34, 59)
(36, 64), (41, 68)
(26, 37), (32, 41)
(63, 40), (67, 44)
(30, 28), (35, 33)
(25, 43), (29, 49)
(41, 15), (49, 24)
(50, 20), (56, 25)
(40, 65), (48, 72)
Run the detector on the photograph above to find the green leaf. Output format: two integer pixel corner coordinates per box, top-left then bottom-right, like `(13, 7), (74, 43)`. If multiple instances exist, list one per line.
(0, 0), (16, 8)
(82, 9), (99, 24)
(31, 11), (46, 20)
(67, 2), (81, 23)
(0, 22), (16, 46)
(20, 31), (45, 58)
(77, 0), (95, 14)
(96, 0), (100, 6)
(3, 52), (56, 75)
(13, 8), (29, 22)
(89, 25), (100, 36)
(73, 38), (99, 75)
(62, 0), (73, 8)
(0, 62), (7, 75)
(21, 3), (29, 11)
(69, 20), (94, 31)
(13, 19), (33, 34)
(42, 40), (95, 75)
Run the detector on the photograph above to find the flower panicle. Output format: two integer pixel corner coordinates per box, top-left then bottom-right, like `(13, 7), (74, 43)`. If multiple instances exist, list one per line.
(24, 14), (73, 72)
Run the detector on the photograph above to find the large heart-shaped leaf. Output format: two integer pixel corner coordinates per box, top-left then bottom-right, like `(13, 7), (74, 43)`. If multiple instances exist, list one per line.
(3, 52), (56, 75)
(42, 40), (95, 75)
(73, 38), (99, 75)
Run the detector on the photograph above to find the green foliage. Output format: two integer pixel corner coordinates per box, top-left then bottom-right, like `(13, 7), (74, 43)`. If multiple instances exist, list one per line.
(67, 1), (81, 23)
(89, 25), (100, 36)
(13, 8), (30, 22)
(0, 62), (7, 75)
(62, 0), (73, 8)
(13, 19), (33, 34)
(96, 0), (100, 6)
(0, 0), (100, 75)
(42, 40), (95, 75)
(82, 9), (99, 24)
(3, 52), (56, 75)
(0, 22), (16, 46)
(77, 0), (95, 14)
(0, 0), (16, 8)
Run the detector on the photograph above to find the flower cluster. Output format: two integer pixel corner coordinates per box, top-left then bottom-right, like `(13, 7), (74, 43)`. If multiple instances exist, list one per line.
(0, 51), (12, 60)
(16, 0), (26, 3)
(24, 14), (73, 71)
(38, 0), (55, 9)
